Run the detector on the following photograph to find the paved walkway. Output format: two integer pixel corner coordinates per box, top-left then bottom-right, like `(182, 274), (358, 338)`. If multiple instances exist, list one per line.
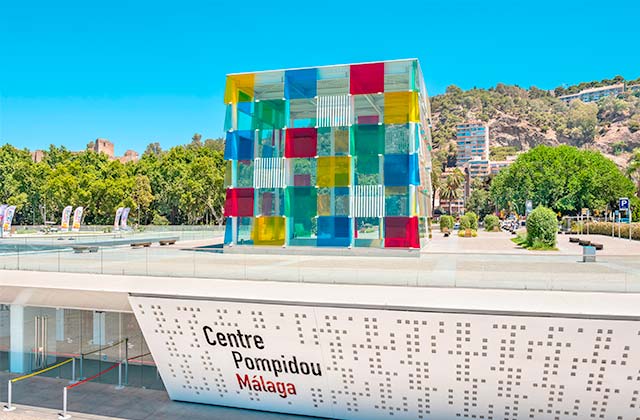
(0, 373), (320, 420)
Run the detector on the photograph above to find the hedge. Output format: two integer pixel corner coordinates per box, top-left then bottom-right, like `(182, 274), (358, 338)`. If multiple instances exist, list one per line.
(575, 222), (640, 240)
(439, 215), (454, 230)
(484, 214), (500, 231)
(526, 206), (557, 247)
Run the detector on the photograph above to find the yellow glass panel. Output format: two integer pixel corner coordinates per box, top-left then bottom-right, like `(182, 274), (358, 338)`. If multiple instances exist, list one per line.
(384, 91), (419, 124)
(224, 74), (256, 104)
(317, 156), (351, 187)
(252, 216), (285, 246)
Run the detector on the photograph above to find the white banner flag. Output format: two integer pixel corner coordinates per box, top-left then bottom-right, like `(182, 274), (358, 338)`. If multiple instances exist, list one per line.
(60, 206), (73, 232)
(2, 205), (17, 235)
(71, 207), (83, 232)
(113, 207), (124, 231)
(120, 207), (131, 230)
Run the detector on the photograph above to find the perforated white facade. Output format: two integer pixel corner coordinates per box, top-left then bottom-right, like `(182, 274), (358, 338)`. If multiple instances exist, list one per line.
(130, 295), (640, 420)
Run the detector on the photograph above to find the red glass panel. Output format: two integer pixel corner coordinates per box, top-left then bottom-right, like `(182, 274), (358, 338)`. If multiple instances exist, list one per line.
(384, 216), (419, 248)
(224, 188), (254, 217)
(350, 63), (384, 95)
(285, 128), (317, 158)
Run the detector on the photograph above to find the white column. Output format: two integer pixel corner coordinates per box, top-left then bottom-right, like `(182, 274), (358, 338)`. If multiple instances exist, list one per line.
(9, 305), (25, 373)
(56, 309), (64, 341)
(92, 311), (106, 346)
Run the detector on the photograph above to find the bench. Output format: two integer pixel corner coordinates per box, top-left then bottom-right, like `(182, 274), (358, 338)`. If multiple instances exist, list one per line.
(72, 246), (98, 254)
(569, 237), (580, 243)
(130, 242), (152, 249)
(159, 239), (177, 246)
(591, 242), (603, 250)
(578, 239), (591, 246)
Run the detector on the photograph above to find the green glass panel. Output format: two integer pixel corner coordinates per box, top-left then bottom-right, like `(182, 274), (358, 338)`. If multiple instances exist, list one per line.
(353, 124), (384, 157)
(385, 186), (410, 216)
(285, 187), (317, 218)
(253, 100), (286, 130)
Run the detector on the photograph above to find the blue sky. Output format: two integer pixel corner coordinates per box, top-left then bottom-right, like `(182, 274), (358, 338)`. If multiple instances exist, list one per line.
(1, 0), (639, 155)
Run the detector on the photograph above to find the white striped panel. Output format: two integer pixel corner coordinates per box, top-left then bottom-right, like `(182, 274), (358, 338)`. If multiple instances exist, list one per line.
(317, 95), (351, 127)
(351, 185), (384, 217)
(253, 158), (285, 188)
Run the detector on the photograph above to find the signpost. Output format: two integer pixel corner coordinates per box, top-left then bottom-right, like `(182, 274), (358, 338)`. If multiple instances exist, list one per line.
(619, 198), (632, 241)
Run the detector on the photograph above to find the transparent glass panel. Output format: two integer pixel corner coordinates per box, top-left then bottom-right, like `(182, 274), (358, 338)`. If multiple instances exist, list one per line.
(385, 186), (410, 216)
(254, 71), (284, 100)
(288, 99), (317, 128)
(289, 158), (317, 187)
(317, 65), (349, 96)
(257, 129), (285, 158)
(237, 160), (254, 188)
(256, 188), (284, 216)
(384, 60), (415, 92)
(353, 94), (383, 125)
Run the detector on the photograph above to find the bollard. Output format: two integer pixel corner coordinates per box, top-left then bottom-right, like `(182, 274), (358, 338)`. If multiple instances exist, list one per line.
(115, 363), (124, 390)
(58, 386), (71, 419)
(71, 358), (76, 384)
(3, 380), (15, 411)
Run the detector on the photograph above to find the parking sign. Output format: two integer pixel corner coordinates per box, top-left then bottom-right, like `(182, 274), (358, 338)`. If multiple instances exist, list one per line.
(619, 198), (630, 211)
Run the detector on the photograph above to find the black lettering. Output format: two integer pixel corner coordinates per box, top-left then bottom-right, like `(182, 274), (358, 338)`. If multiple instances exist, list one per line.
(254, 335), (265, 349)
(232, 351), (243, 369)
(202, 326), (216, 346)
(216, 332), (227, 346)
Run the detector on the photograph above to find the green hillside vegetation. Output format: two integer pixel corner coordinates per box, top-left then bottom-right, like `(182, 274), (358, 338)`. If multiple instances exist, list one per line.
(430, 77), (640, 167)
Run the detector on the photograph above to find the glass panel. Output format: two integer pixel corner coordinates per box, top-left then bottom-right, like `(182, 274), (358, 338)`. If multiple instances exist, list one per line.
(224, 188), (254, 217)
(224, 73), (255, 104)
(317, 187), (350, 216)
(384, 216), (419, 248)
(236, 102), (254, 131)
(350, 62), (384, 94)
(384, 60), (414, 92)
(289, 217), (316, 243)
(236, 160), (254, 188)
(317, 66), (349, 96)
(384, 154), (418, 186)
(317, 127), (349, 156)
(285, 186), (317, 218)
(237, 217), (253, 244)
(253, 100), (286, 130)
(224, 130), (254, 161)
(317, 156), (351, 187)
(385, 186), (410, 216)
(257, 129), (285, 158)
(353, 94), (383, 125)
(385, 124), (411, 154)
(355, 155), (381, 185)
(317, 216), (351, 247)
(384, 91), (420, 124)
(289, 158), (317, 187)
(256, 188), (284, 216)
(252, 216), (286, 246)
(353, 124), (384, 157)
(285, 128), (317, 158)
(288, 98), (317, 128)
(254, 71), (284, 101)
(355, 217), (383, 248)
(284, 68), (317, 99)
(224, 104), (233, 131)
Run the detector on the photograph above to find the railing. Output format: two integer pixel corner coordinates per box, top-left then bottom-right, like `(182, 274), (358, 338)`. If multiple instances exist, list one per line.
(0, 243), (639, 293)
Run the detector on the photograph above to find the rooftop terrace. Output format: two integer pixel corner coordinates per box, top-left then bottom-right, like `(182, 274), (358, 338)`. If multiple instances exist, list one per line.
(0, 229), (638, 294)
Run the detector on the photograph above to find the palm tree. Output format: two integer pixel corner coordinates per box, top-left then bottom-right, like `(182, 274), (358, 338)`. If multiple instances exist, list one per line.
(627, 148), (640, 198)
(441, 168), (465, 215)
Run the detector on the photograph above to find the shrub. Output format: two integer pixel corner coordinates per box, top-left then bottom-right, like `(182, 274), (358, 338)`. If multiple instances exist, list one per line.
(458, 229), (478, 237)
(484, 214), (500, 231)
(152, 213), (170, 225)
(439, 215), (454, 230)
(459, 215), (471, 230)
(465, 211), (479, 230)
(526, 206), (557, 247)
(581, 222), (640, 240)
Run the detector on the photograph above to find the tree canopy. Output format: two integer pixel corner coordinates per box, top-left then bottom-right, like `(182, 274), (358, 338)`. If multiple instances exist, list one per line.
(489, 145), (635, 215)
(0, 138), (225, 226)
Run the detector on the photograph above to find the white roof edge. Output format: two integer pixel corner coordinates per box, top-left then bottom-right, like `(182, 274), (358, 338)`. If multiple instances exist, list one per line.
(226, 58), (420, 77)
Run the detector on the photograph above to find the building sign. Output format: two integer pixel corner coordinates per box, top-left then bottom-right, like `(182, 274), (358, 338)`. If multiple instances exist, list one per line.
(619, 197), (630, 211)
(130, 295), (640, 420)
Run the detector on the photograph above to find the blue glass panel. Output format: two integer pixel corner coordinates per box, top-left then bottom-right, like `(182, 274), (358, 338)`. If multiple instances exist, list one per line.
(317, 216), (351, 247)
(384, 154), (410, 186)
(224, 131), (238, 160)
(285, 68), (318, 99)
(237, 130), (254, 160)
(224, 218), (233, 245)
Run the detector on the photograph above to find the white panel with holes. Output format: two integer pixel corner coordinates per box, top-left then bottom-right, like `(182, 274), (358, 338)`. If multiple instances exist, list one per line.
(129, 295), (640, 420)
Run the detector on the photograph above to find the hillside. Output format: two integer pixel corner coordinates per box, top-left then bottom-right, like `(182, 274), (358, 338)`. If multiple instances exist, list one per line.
(430, 79), (640, 168)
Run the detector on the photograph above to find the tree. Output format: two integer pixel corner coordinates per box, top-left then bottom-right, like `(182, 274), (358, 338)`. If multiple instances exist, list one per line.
(526, 206), (557, 248)
(627, 148), (640, 198)
(144, 142), (163, 156)
(440, 169), (464, 215)
(490, 145), (635, 215)
(566, 101), (598, 143)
